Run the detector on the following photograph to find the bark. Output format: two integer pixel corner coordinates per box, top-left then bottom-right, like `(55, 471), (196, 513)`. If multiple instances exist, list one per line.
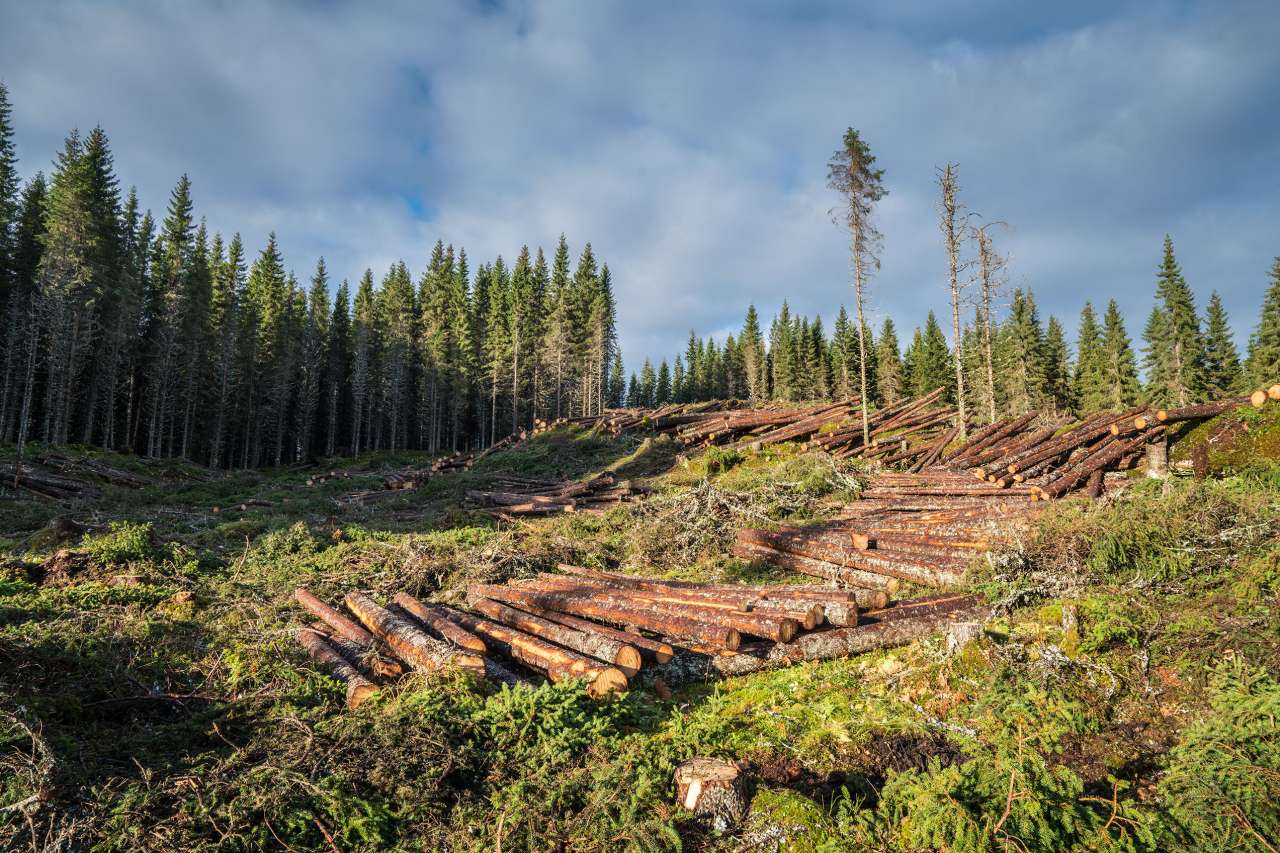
(445, 608), (629, 697)
(294, 587), (375, 646)
(391, 593), (488, 653)
(730, 540), (900, 592)
(343, 592), (485, 676)
(470, 598), (642, 676)
(516, 603), (674, 664)
(296, 628), (378, 709)
(675, 758), (747, 831)
(468, 583), (741, 650)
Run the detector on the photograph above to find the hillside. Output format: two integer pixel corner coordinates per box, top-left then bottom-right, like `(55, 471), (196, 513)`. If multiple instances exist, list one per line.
(2, 405), (1279, 851)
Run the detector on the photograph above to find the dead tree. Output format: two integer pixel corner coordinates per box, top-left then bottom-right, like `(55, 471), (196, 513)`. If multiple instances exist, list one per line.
(972, 222), (1008, 425)
(938, 163), (969, 437)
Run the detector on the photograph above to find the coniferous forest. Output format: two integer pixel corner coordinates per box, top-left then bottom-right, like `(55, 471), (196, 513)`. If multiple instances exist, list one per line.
(2, 82), (1280, 470)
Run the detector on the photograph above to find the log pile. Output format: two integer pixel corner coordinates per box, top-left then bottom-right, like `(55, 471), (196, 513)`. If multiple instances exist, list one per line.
(0, 463), (101, 500)
(734, 387), (1277, 590)
(467, 474), (652, 516)
(292, 569), (983, 705)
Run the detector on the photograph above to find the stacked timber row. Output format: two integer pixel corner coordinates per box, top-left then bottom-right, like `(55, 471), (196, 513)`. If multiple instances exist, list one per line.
(734, 478), (1036, 589)
(735, 387), (1278, 590)
(938, 385), (1279, 501)
(292, 568), (986, 706)
(467, 474), (652, 516)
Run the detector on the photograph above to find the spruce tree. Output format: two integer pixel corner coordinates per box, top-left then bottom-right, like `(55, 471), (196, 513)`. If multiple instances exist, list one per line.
(606, 350), (626, 408)
(672, 355), (685, 403)
(348, 270), (376, 456)
(638, 359), (656, 407)
(1144, 236), (1205, 406)
(1042, 315), (1073, 413)
(916, 312), (953, 399)
(769, 302), (794, 401)
(998, 289), (1047, 414)
(1201, 291), (1242, 398)
(1247, 257), (1280, 386)
(323, 278), (351, 457)
(1, 174), (44, 446)
(1100, 300), (1141, 409)
(875, 317), (904, 406)
(0, 81), (19, 316)
(1073, 302), (1106, 411)
(740, 304), (766, 403)
(831, 307), (856, 399)
(656, 359), (672, 404)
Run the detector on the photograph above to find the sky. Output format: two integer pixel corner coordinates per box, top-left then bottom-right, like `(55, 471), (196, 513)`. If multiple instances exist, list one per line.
(2, 0), (1278, 372)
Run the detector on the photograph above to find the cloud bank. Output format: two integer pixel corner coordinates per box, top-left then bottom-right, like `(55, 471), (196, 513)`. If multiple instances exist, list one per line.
(2, 0), (1277, 367)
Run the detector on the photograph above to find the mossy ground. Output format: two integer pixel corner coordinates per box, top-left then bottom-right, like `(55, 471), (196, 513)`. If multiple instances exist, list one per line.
(1, 422), (1278, 851)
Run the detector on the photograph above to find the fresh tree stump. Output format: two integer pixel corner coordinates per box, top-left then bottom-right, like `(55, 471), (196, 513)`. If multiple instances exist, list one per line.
(674, 758), (747, 831)
(1145, 435), (1169, 479)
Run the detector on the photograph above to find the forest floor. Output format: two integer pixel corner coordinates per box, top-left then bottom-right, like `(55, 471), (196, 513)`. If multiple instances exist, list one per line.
(1, 407), (1279, 852)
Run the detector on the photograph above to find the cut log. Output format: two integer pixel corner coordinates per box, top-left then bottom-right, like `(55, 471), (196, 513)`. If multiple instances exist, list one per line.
(729, 540), (899, 592)
(391, 593), (488, 653)
(445, 609), (629, 697)
(471, 598), (643, 677)
(296, 628), (378, 709)
(307, 622), (404, 678)
(519, 605), (674, 664)
(469, 583), (741, 650)
(1155, 396), (1251, 423)
(343, 592), (485, 676)
(295, 587), (376, 646)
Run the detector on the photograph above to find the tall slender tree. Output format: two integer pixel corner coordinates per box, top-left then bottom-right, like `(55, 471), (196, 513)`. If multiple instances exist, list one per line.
(828, 127), (886, 445)
(1247, 257), (1280, 386)
(1201, 291), (1242, 398)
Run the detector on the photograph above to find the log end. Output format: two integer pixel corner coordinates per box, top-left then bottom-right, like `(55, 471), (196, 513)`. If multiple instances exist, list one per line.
(724, 628), (742, 652)
(849, 533), (872, 550)
(1269, 383), (1280, 401)
(1156, 409), (1170, 421)
(1252, 389), (1269, 408)
(614, 646), (643, 678)
(346, 682), (379, 709)
(454, 652), (488, 677)
(778, 618), (800, 643)
(1134, 416), (1148, 430)
(587, 666), (630, 697)
(654, 643), (675, 665)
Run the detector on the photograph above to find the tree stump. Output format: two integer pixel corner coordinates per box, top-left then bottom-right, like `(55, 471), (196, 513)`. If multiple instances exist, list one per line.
(674, 758), (747, 831)
(1145, 436), (1169, 479)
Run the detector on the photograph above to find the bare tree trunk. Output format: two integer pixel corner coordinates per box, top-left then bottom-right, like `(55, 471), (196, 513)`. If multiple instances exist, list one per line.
(978, 233), (997, 424)
(852, 211), (871, 446)
(939, 164), (968, 438)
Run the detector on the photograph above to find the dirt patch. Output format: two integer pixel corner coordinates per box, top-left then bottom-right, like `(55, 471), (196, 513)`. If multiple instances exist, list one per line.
(753, 731), (969, 805)
(1056, 720), (1174, 796)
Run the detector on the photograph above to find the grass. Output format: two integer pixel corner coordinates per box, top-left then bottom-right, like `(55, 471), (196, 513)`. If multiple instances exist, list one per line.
(2, 423), (1279, 851)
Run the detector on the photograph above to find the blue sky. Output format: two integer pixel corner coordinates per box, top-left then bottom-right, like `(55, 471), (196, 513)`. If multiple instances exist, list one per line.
(2, 0), (1277, 371)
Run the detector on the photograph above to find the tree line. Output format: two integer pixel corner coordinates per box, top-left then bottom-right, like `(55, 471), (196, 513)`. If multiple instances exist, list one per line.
(639, 132), (1280, 423)
(0, 84), (621, 468)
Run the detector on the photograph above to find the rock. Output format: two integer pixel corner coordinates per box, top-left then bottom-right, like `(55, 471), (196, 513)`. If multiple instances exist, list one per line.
(674, 757), (748, 832)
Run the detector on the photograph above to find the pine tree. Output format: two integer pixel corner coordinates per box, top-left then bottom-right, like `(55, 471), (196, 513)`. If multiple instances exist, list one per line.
(828, 127), (886, 444)
(1073, 302), (1106, 411)
(830, 307), (856, 399)
(1201, 291), (1242, 398)
(875, 318), (904, 406)
(1042, 315), (1073, 413)
(606, 350), (625, 408)
(1100, 300), (1141, 409)
(1247, 257), (1280, 386)
(1144, 236), (1205, 406)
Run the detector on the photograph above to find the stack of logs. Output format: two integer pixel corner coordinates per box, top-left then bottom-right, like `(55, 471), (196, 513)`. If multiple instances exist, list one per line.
(735, 478), (1034, 590)
(467, 474), (651, 516)
(292, 568), (988, 707)
(735, 387), (1279, 590)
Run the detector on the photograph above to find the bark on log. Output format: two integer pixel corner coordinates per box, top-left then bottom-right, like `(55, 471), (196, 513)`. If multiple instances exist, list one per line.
(1155, 396), (1251, 423)
(470, 598), (643, 677)
(519, 604), (674, 664)
(729, 541), (899, 592)
(296, 628), (379, 709)
(1039, 428), (1163, 500)
(391, 593), (488, 653)
(445, 608), (629, 696)
(484, 657), (537, 689)
(295, 587), (376, 646)
(469, 583), (741, 650)
(515, 577), (800, 642)
(344, 592), (485, 676)
(307, 622), (404, 678)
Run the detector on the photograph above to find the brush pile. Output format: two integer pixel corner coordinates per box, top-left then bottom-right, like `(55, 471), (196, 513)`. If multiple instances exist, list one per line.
(467, 474), (651, 516)
(292, 569), (988, 705)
